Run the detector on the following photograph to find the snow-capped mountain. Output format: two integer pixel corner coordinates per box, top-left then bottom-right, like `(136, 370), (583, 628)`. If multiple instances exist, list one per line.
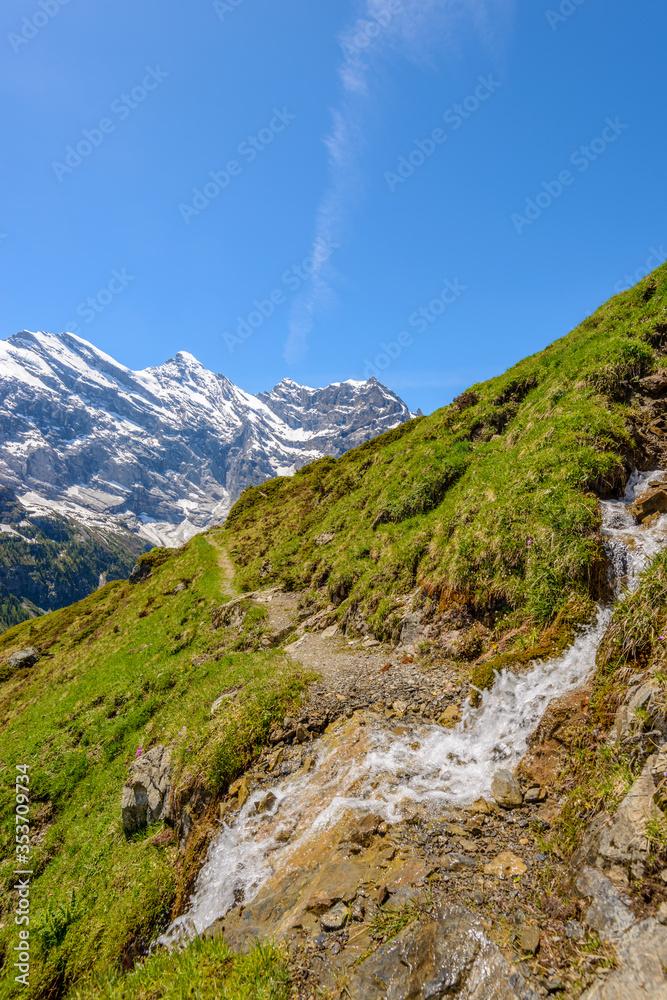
(0, 331), (414, 547)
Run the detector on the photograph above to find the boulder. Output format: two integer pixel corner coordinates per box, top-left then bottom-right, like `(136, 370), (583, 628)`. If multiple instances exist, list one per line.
(121, 745), (172, 831)
(572, 754), (663, 886)
(7, 647), (40, 670)
(129, 561), (152, 585)
(348, 905), (540, 999)
(579, 918), (667, 999)
(574, 867), (634, 940)
(492, 769), (524, 809)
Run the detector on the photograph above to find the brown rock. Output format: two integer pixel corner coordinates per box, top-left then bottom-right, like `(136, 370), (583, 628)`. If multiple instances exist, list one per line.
(437, 705), (462, 728)
(518, 926), (540, 954)
(484, 852), (527, 878)
(256, 791), (277, 814)
(631, 488), (667, 522)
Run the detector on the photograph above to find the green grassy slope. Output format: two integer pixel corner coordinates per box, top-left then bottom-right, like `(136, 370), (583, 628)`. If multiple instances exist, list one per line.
(0, 537), (306, 999)
(225, 265), (667, 646)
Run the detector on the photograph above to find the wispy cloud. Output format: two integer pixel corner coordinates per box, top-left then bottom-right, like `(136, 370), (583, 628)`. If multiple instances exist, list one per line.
(283, 0), (514, 363)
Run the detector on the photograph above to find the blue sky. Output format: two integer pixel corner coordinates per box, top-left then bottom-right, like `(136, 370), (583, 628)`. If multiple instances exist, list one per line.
(1, 0), (666, 414)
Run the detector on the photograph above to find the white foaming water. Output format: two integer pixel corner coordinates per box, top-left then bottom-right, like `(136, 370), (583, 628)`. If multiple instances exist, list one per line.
(161, 470), (667, 946)
(601, 468), (667, 592)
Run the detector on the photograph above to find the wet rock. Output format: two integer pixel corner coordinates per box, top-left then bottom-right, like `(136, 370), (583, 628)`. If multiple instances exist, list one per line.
(351, 899), (366, 921)
(492, 769), (524, 809)
(121, 745), (172, 831)
(441, 852), (477, 873)
(630, 487), (667, 522)
(518, 926), (540, 954)
(7, 647), (40, 670)
(376, 884), (389, 905)
(524, 786), (546, 804)
(437, 705), (462, 728)
(393, 699), (408, 715)
(229, 776), (249, 808)
(302, 756), (316, 774)
(344, 812), (384, 848)
(268, 748), (284, 772)
(348, 905), (540, 1000)
(295, 723), (310, 743)
(256, 791), (277, 814)
(579, 918), (667, 999)
(321, 901), (349, 931)
(575, 866), (634, 940)
(484, 851), (527, 878)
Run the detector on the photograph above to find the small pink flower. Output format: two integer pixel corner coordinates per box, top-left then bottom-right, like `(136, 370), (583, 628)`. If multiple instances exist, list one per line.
(137, 747), (143, 757)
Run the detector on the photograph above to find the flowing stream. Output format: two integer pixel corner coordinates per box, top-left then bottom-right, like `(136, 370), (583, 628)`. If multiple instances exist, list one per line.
(160, 469), (667, 946)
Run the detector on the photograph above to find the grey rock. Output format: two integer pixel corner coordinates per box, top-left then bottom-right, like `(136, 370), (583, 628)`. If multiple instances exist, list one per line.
(321, 901), (349, 931)
(398, 612), (424, 650)
(348, 905), (540, 999)
(566, 919), (584, 940)
(659, 902), (667, 926)
(572, 756), (662, 887)
(518, 926), (540, 954)
(575, 866), (635, 940)
(492, 769), (524, 809)
(579, 918), (667, 999)
(7, 647), (40, 670)
(614, 678), (666, 742)
(121, 745), (172, 831)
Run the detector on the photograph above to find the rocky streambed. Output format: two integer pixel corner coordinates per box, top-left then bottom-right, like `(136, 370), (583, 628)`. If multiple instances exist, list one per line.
(139, 471), (667, 998)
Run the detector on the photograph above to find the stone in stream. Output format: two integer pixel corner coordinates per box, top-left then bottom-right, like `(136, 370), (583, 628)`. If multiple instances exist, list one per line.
(295, 723), (310, 743)
(437, 704), (462, 728)
(228, 776), (249, 808)
(256, 791), (277, 814)
(492, 769), (524, 809)
(321, 901), (349, 931)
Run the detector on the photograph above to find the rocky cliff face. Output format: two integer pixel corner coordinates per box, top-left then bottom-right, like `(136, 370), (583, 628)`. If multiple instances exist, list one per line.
(0, 331), (413, 548)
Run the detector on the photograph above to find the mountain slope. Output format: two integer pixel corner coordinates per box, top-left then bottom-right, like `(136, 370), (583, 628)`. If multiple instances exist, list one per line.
(224, 264), (667, 658)
(0, 332), (412, 628)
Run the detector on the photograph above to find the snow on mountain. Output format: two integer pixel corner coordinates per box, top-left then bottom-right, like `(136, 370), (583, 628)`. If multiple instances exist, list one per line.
(0, 331), (414, 546)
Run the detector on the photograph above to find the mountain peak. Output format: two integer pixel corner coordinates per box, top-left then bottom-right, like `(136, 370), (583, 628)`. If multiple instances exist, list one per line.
(0, 332), (414, 547)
